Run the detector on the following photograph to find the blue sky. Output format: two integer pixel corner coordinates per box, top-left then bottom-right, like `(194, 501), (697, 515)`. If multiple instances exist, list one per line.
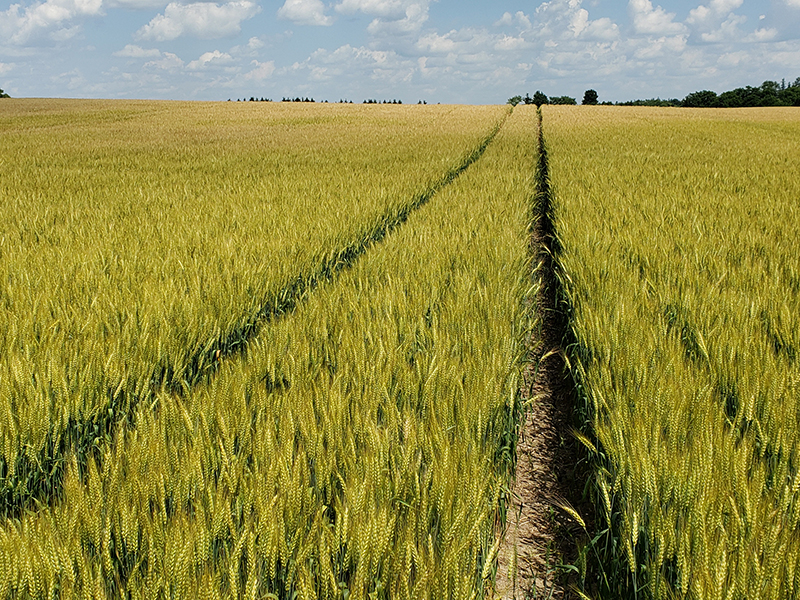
(2, 0), (799, 103)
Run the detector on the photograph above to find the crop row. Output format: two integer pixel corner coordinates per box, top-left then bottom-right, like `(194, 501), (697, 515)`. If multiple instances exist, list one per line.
(545, 106), (800, 599)
(0, 100), (506, 516)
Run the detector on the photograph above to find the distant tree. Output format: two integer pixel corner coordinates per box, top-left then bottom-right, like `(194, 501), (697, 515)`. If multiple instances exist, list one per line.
(507, 95), (522, 106)
(780, 84), (800, 106)
(523, 93), (534, 105)
(1, 88), (10, 98)
(532, 90), (549, 106)
(617, 98), (680, 107)
(682, 90), (719, 107)
(582, 89), (598, 105)
(550, 95), (577, 105)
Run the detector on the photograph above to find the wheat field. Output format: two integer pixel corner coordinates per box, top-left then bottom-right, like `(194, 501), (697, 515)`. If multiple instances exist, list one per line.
(0, 101), (539, 598)
(545, 106), (800, 599)
(0, 99), (506, 518)
(4, 98), (800, 600)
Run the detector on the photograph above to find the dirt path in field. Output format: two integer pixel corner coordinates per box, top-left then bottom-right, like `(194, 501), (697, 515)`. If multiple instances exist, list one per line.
(492, 109), (590, 600)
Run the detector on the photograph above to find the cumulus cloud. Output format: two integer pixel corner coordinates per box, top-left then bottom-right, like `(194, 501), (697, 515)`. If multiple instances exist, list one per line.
(494, 11), (531, 30)
(747, 27), (778, 42)
(494, 34), (529, 51)
(700, 14), (746, 42)
(277, 0), (332, 26)
(245, 59), (275, 79)
(366, 3), (429, 35)
(106, 0), (168, 8)
(245, 36), (263, 49)
(283, 43), (416, 87)
(786, 0), (800, 7)
(0, 0), (102, 45)
(144, 51), (184, 69)
(416, 32), (456, 53)
(136, 1), (260, 41)
(687, 0), (743, 24)
(633, 34), (687, 58)
(629, 0), (686, 35)
(187, 49), (233, 69)
(526, 0), (619, 43)
(568, 8), (618, 40)
(336, 0), (410, 18)
(50, 67), (88, 90)
(113, 43), (161, 57)
(335, 0), (430, 34)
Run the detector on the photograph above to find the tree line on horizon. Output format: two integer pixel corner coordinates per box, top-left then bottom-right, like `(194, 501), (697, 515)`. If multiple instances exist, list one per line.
(510, 77), (800, 108)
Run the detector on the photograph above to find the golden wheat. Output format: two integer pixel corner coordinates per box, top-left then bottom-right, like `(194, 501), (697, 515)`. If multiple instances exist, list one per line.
(0, 104), (538, 599)
(0, 99), (506, 512)
(545, 105), (800, 599)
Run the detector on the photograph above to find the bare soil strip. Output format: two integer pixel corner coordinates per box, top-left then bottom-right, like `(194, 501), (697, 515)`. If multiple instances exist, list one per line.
(494, 108), (589, 599)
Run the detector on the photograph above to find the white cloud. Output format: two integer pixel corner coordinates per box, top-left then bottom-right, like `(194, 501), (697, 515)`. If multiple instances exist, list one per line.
(568, 8), (618, 40)
(246, 36), (264, 50)
(187, 49), (233, 69)
(106, 0), (167, 8)
(0, 62), (14, 74)
(245, 59), (275, 79)
(634, 34), (687, 58)
(688, 0), (743, 24)
(144, 51), (184, 69)
(629, 0), (686, 35)
(700, 13), (746, 42)
(335, 0), (408, 18)
(228, 35), (269, 57)
(277, 0), (333, 26)
(494, 34), (529, 51)
(335, 0), (430, 34)
(50, 67), (88, 90)
(136, 1), (260, 41)
(0, 0), (102, 45)
(528, 0), (618, 42)
(710, 0), (743, 12)
(283, 43), (416, 89)
(416, 31), (456, 53)
(747, 27), (778, 42)
(494, 11), (531, 30)
(786, 0), (800, 7)
(365, 2), (429, 35)
(716, 50), (747, 66)
(113, 43), (161, 57)
(687, 5), (711, 23)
